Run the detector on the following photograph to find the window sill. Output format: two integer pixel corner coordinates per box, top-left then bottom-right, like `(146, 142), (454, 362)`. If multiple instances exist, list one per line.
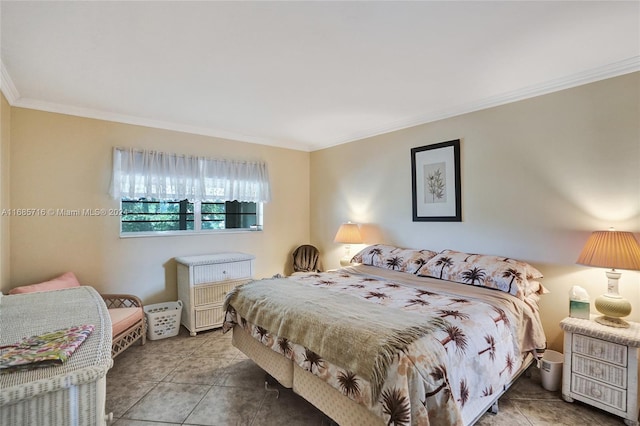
(119, 228), (263, 239)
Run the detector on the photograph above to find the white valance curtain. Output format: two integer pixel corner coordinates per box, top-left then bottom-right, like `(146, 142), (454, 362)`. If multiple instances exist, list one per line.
(109, 147), (271, 203)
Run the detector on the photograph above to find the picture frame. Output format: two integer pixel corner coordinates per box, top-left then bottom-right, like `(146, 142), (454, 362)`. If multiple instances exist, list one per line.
(411, 139), (461, 222)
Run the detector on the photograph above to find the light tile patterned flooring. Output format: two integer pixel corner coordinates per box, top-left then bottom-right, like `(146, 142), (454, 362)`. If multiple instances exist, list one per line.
(106, 327), (627, 425)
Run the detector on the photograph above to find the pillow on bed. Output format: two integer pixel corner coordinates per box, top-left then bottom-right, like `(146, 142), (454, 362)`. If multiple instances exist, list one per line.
(351, 244), (438, 274)
(527, 280), (550, 296)
(418, 249), (544, 298)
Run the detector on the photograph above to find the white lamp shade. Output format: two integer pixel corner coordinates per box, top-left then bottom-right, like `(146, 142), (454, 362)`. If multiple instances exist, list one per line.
(334, 223), (362, 244)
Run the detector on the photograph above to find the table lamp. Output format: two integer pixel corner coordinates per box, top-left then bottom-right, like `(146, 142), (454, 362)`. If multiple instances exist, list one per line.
(576, 229), (640, 328)
(334, 222), (362, 266)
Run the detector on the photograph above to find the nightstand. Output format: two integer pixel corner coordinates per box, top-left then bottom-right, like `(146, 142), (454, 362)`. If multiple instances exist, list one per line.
(560, 317), (640, 425)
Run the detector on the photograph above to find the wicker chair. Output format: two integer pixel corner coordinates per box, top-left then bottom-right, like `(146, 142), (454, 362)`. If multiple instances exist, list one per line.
(101, 294), (147, 358)
(292, 244), (322, 273)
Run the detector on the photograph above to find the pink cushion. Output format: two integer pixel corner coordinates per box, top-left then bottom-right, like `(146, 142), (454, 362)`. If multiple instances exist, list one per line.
(108, 307), (144, 337)
(9, 272), (81, 294)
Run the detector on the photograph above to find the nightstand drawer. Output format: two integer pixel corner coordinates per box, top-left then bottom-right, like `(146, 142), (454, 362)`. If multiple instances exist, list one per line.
(572, 353), (627, 388)
(571, 373), (626, 411)
(195, 304), (225, 329)
(572, 333), (627, 367)
(193, 279), (249, 307)
(193, 260), (253, 284)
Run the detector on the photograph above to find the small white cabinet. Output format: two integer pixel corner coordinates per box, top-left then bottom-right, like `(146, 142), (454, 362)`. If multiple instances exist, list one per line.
(561, 317), (640, 426)
(176, 252), (254, 336)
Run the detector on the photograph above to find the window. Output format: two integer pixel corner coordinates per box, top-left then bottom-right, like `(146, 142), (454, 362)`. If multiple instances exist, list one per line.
(121, 198), (260, 233)
(110, 148), (270, 236)
(121, 199), (194, 233)
(201, 200), (257, 230)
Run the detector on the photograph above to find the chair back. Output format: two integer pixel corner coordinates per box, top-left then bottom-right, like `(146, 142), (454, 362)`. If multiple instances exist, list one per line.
(292, 245), (321, 272)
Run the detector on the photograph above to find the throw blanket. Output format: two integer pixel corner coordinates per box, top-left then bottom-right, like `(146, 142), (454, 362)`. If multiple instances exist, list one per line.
(224, 278), (447, 400)
(0, 325), (95, 373)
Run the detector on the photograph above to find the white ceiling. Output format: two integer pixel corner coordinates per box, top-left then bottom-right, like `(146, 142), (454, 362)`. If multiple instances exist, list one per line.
(1, 1), (638, 152)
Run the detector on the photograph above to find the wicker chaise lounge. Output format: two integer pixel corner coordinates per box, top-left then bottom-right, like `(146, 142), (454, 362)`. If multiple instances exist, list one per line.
(101, 293), (147, 358)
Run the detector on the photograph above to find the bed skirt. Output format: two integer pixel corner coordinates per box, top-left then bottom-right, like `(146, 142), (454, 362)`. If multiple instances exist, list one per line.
(232, 322), (293, 388)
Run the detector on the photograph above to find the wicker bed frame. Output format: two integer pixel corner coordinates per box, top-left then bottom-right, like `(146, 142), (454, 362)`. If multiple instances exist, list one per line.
(232, 323), (535, 426)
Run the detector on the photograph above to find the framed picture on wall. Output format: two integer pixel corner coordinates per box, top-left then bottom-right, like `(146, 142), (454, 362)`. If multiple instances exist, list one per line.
(411, 139), (461, 222)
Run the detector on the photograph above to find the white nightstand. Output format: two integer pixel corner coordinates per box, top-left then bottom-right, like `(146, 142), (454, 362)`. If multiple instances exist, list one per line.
(560, 317), (640, 425)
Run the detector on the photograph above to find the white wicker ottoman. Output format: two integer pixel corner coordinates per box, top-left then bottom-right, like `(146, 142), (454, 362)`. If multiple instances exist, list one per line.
(0, 286), (113, 426)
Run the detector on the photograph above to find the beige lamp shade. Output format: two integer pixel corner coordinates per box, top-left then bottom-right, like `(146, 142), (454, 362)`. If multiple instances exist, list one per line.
(334, 222), (362, 267)
(334, 222), (363, 244)
(576, 230), (640, 271)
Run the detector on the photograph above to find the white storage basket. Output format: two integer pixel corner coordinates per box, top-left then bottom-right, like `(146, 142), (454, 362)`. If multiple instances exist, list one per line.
(144, 300), (183, 340)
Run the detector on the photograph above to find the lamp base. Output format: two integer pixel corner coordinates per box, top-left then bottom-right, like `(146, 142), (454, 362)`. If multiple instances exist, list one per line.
(339, 257), (353, 267)
(594, 315), (630, 328)
(594, 291), (632, 329)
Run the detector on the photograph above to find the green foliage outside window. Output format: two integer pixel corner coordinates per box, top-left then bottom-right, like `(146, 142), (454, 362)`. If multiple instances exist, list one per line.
(121, 199), (258, 233)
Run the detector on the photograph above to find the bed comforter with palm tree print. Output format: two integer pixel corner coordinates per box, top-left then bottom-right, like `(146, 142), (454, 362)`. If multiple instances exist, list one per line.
(223, 265), (546, 426)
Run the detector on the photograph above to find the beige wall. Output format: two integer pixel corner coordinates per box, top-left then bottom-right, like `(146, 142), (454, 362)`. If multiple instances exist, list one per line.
(311, 72), (640, 352)
(4, 73), (639, 351)
(0, 93), (10, 289)
(7, 109), (310, 303)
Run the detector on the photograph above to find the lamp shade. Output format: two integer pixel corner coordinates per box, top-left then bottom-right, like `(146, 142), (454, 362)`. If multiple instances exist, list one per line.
(334, 222), (362, 244)
(576, 230), (640, 271)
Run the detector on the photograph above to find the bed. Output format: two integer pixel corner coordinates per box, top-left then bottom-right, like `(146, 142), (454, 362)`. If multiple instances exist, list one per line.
(223, 244), (547, 426)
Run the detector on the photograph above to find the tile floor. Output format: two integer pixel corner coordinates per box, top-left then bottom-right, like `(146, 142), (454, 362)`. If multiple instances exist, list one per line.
(106, 327), (627, 425)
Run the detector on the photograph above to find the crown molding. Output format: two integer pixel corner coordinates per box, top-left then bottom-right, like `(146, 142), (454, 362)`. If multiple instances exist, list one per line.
(11, 97), (312, 152)
(0, 60), (312, 151)
(323, 56), (640, 150)
(0, 61), (20, 104)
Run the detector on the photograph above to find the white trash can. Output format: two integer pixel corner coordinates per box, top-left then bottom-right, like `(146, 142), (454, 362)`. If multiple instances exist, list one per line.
(540, 350), (563, 391)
